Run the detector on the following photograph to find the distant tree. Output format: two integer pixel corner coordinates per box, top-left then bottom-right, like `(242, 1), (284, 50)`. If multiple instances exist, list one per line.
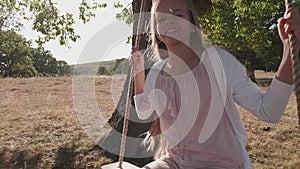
(32, 47), (58, 75)
(11, 55), (37, 77)
(0, 30), (37, 77)
(110, 58), (129, 75)
(98, 66), (109, 75)
(0, 32), (71, 77)
(259, 29), (283, 72)
(96, 58), (130, 76)
(31, 47), (72, 76)
(31, 47), (53, 75)
(45, 57), (58, 75)
(57, 60), (71, 76)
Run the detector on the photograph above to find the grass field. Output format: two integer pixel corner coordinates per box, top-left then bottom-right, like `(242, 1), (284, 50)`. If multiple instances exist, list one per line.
(0, 71), (299, 168)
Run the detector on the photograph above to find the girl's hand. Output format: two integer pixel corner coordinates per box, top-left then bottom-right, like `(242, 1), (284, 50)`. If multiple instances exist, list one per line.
(129, 48), (145, 75)
(278, 6), (300, 50)
(276, 5), (299, 85)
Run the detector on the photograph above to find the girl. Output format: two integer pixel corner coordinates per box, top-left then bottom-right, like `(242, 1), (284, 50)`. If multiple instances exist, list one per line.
(130, 0), (300, 168)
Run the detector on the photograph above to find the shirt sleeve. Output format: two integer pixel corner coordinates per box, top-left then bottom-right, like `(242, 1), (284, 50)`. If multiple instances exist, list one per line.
(133, 72), (155, 120)
(134, 92), (154, 120)
(231, 58), (294, 123)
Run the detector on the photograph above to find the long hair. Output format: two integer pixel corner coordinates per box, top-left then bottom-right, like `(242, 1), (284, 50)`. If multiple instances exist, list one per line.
(149, 0), (206, 59)
(144, 0), (209, 159)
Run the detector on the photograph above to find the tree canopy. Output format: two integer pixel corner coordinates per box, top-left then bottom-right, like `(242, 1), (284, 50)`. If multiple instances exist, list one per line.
(0, 30), (36, 77)
(199, 0), (291, 80)
(105, 0), (294, 80)
(0, 0), (102, 77)
(1, 0), (107, 46)
(2, 0), (298, 79)
(0, 30), (71, 77)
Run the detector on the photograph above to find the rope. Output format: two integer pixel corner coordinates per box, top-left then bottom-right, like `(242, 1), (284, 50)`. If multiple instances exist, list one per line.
(285, 0), (300, 126)
(118, 0), (147, 168)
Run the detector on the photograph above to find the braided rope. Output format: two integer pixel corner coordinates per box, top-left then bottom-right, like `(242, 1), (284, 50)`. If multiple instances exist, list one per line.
(118, 0), (146, 168)
(285, 0), (300, 126)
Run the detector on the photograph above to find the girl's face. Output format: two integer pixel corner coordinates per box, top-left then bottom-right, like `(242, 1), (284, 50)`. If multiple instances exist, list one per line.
(155, 0), (194, 47)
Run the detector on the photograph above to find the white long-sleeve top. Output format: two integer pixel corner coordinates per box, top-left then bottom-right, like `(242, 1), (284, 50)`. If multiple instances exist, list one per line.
(134, 46), (294, 168)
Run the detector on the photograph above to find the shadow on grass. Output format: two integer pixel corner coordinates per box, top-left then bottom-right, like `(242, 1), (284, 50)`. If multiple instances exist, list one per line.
(53, 145), (76, 169)
(0, 143), (76, 169)
(99, 118), (155, 167)
(0, 150), (42, 169)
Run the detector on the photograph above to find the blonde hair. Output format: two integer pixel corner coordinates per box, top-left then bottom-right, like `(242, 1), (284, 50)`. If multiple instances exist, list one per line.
(149, 0), (205, 59)
(144, 0), (207, 159)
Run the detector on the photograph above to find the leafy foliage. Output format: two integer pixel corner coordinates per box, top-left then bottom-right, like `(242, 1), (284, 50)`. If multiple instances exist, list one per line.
(56, 60), (71, 76)
(2, 0), (295, 79)
(116, 6), (133, 25)
(79, 0), (107, 24)
(11, 55), (37, 77)
(97, 58), (129, 76)
(110, 58), (130, 75)
(199, 0), (287, 79)
(98, 66), (110, 75)
(0, 3), (22, 31)
(31, 47), (72, 76)
(0, 30), (35, 77)
(32, 47), (57, 75)
(115, 4), (133, 25)
(201, 0), (284, 53)
(1, 0), (107, 46)
(0, 31), (71, 77)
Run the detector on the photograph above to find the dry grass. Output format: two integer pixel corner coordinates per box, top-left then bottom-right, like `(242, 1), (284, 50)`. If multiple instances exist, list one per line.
(0, 72), (299, 168)
(0, 77), (114, 168)
(241, 71), (300, 168)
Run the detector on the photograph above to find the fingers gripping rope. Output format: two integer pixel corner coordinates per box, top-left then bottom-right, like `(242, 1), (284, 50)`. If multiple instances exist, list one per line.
(118, 0), (147, 168)
(285, 0), (300, 126)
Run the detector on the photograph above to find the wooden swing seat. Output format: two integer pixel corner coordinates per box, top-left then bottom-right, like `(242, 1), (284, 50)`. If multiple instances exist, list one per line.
(102, 161), (141, 169)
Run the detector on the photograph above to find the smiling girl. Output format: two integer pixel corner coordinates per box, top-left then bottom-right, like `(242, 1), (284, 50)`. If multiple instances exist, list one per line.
(130, 0), (300, 168)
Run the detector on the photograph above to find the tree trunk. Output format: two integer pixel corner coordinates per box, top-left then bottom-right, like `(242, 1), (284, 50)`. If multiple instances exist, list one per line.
(248, 51), (257, 84)
(243, 50), (257, 84)
(246, 66), (257, 84)
(99, 0), (155, 167)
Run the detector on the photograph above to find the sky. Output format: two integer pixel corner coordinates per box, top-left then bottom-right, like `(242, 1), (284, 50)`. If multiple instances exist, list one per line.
(21, 0), (132, 65)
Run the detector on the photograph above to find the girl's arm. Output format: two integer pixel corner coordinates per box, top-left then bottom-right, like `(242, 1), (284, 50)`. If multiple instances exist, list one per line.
(130, 50), (146, 95)
(276, 5), (300, 84)
(130, 50), (154, 120)
(232, 6), (299, 123)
